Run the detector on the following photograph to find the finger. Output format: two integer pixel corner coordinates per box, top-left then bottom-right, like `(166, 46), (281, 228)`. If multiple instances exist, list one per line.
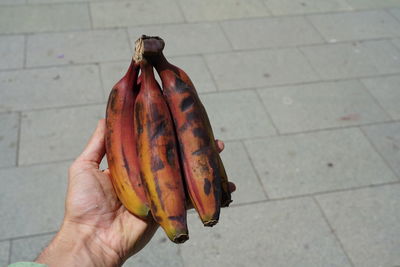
(215, 139), (225, 153)
(76, 119), (106, 165)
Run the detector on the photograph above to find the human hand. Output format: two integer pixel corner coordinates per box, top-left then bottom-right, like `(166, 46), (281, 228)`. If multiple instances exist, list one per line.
(35, 119), (234, 267)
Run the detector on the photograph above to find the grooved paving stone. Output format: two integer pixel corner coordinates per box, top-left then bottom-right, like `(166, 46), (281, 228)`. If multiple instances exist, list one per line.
(128, 23), (231, 57)
(0, 65), (103, 112)
(361, 75), (400, 120)
(221, 17), (324, 50)
(244, 129), (397, 198)
(100, 55), (217, 97)
(316, 185), (400, 267)
(0, 113), (18, 168)
(263, 0), (352, 15)
(199, 91), (276, 140)
(27, 29), (131, 67)
(123, 229), (183, 267)
(0, 3), (90, 34)
(0, 162), (68, 239)
(220, 141), (266, 204)
(0, 35), (24, 70)
(301, 40), (400, 79)
(90, 0), (184, 28)
(11, 234), (54, 262)
(177, 0), (270, 22)
(362, 122), (400, 178)
(0, 241), (10, 267)
(308, 10), (400, 42)
(180, 199), (352, 267)
(346, 0), (400, 9)
(19, 105), (104, 165)
(205, 49), (318, 91)
(258, 80), (390, 133)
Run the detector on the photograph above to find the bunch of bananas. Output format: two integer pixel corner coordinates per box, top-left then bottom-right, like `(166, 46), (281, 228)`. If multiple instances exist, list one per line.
(105, 36), (232, 243)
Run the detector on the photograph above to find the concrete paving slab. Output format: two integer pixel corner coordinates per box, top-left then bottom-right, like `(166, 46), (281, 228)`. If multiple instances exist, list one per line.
(178, 0), (270, 22)
(0, 162), (68, 239)
(308, 10), (400, 42)
(0, 65), (103, 112)
(362, 122), (400, 178)
(90, 0), (184, 29)
(0, 241), (10, 267)
(0, 113), (18, 168)
(27, 29), (131, 67)
(129, 23), (231, 57)
(346, 0), (400, 9)
(19, 105), (104, 165)
(301, 40), (400, 79)
(220, 141), (267, 204)
(0, 0), (25, 4)
(389, 8), (400, 20)
(180, 198), (352, 267)
(10, 234), (53, 262)
(123, 229), (183, 267)
(244, 128), (397, 198)
(316, 184), (400, 267)
(258, 80), (390, 133)
(0, 3), (90, 34)
(199, 90), (277, 140)
(361, 75), (400, 120)
(205, 49), (318, 91)
(0, 35), (24, 70)
(263, 0), (352, 15)
(392, 38), (400, 50)
(221, 16), (324, 50)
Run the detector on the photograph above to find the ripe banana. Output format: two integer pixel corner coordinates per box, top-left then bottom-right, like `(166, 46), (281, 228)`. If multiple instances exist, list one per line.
(136, 36), (232, 227)
(105, 60), (150, 218)
(134, 59), (188, 243)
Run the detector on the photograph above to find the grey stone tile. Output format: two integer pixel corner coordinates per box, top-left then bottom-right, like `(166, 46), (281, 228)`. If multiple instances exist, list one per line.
(301, 40), (400, 80)
(244, 128), (397, 198)
(0, 0), (25, 4)
(263, 0), (352, 15)
(392, 38), (400, 50)
(220, 141), (266, 204)
(0, 3), (90, 34)
(362, 122), (400, 178)
(11, 234), (53, 262)
(178, 0), (270, 22)
(27, 29), (131, 67)
(100, 56), (217, 97)
(128, 23), (231, 57)
(346, 0), (400, 9)
(221, 16), (324, 50)
(0, 162), (68, 239)
(0, 65), (103, 112)
(19, 105), (104, 165)
(28, 0), (99, 2)
(0, 241), (10, 267)
(308, 10), (400, 42)
(0, 35), (24, 70)
(123, 229), (183, 267)
(181, 198), (352, 267)
(0, 113), (18, 168)
(205, 49), (318, 91)
(199, 90), (277, 140)
(361, 75), (400, 120)
(390, 8), (400, 21)
(316, 184), (400, 267)
(258, 80), (390, 133)
(90, 0), (184, 28)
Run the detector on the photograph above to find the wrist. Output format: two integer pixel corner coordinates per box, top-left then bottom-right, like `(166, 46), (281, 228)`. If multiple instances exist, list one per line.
(35, 221), (122, 267)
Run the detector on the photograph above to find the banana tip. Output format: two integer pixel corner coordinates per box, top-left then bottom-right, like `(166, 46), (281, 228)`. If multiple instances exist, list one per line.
(173, 234), (189, 244)
(203, 219), (218, 227)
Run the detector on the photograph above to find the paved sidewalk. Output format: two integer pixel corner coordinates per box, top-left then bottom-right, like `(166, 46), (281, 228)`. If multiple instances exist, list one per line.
(1, 0), (400, 266)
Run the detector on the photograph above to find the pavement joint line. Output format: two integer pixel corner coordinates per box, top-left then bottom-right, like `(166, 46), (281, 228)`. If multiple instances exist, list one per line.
(303, 14), (329, 43)
(312, 197), (356, 267)
(385, 7), (400, 24)
(125, 28), (134, 52)
(87, 2), (94, 30)
(0, 231), (57, 244)
(0, 158), (73, 170)
(174, 0), (188, 23)
(296, 45), (323, 80)
(240, 140), (270, 200)
(359, 126), (400, 181)
(22, 35), (28, 69)
(200, 54), (221, 92)
(217, 21), (235, 51)
(15, 112), (22, 167)
(358, 78), (394, 120)
(7, 239), (11, 265)
(254, 89), (280, 135)
(96, 63), (107, 102)
(0, 7), (398, 37)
